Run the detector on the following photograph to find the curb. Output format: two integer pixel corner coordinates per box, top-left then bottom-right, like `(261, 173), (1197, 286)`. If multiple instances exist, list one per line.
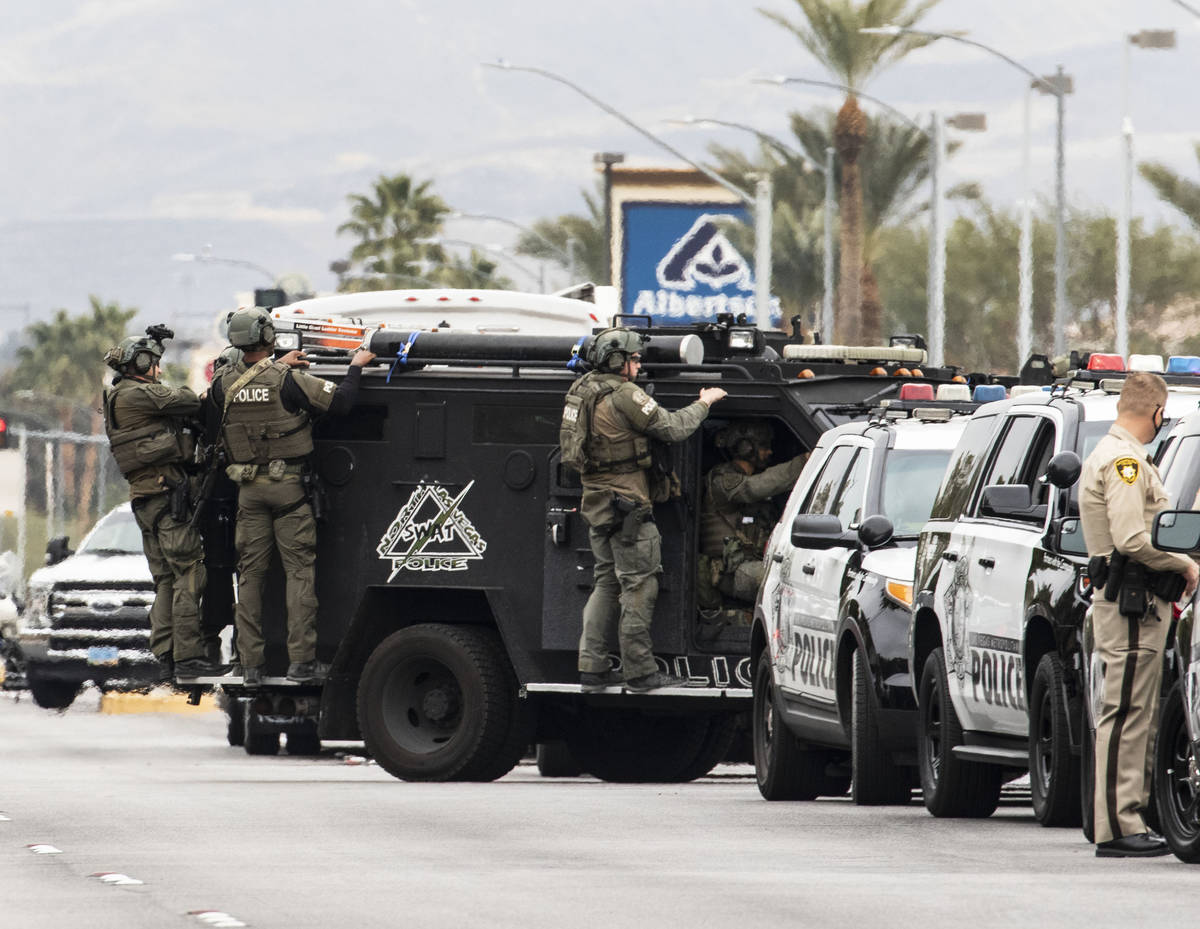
(100, 689), (217, 715)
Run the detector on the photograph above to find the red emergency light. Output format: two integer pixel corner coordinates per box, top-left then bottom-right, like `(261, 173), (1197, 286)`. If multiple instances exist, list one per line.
(1087, 353), (1125, 372)
(898, 383), (935, 402)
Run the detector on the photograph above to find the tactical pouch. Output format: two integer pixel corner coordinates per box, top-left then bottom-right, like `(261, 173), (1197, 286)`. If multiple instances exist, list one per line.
(134, 430), (182, 467)
(267, 458), (287, 481)
(1117, 561), (1152, 618)
(1087, 554), (1109, 593)
(1153, 570), (1187, 604)
(225, 463), (258, 484)
(168, 479), (191, 522)
(1103, 551), (1128, 603)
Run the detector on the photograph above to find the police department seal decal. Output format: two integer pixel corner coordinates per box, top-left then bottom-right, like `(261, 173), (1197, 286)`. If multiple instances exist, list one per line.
(377, 481), (487, 578)
(1114, 457), (1139, 485)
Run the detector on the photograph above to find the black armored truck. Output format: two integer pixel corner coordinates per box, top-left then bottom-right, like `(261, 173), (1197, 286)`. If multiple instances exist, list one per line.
(205, 296), (970, 783)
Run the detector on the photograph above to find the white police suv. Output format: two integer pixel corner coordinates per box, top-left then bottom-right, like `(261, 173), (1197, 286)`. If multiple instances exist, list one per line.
(911, 359), (1200, 824)
(752, 384), (974, 804)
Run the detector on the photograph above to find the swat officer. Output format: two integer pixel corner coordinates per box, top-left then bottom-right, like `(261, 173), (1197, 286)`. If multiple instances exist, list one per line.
(697, 421), (807, 622)
(209, 308), (376, 685)
(103, 326), (224, 679)
(1079, 371), (1199, 857)
(562, 327), (726, 693)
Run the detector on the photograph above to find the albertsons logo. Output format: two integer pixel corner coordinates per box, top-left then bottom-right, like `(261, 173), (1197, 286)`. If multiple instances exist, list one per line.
(629, 212), (779, 322)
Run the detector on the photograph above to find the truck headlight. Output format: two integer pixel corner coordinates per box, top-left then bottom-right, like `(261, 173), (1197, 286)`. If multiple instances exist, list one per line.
(21, 586), (51, 630)
(883, 579), (914, 609)
(275, 331), (301, 352)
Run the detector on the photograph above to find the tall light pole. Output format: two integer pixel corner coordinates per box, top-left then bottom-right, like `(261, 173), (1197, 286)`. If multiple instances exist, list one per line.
(862, 27), (1073, 359)
(1116, 29), (1176, 359)
(417, 236), (546, 292)
(449, 210), (574, 269)
(665, 115), (835, 339)
(758, 75), (985, 363)
(593, 153), (625, 286)
(485, 61), (776, 331)
(1171, 0), (1200, 17)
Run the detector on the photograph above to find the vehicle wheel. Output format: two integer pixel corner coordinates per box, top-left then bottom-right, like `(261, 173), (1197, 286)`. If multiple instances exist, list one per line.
(287, 729), (322, 756)
(566, 708), (710, 782)
(1029, 653), (1082, 827)
(357, 624), (522, 782)
(244, 731), (280, 756)
(223, 697), (246, 747)
(851, 649), (911, 805)
(752, 649), (825, 800)
(918, 647), (1002, 818)
(671, 712), (740, 782)
(1081, 713), (1096, 843)
(1154, 681), (1200, 862)
(27, 673), (80, 710)
(536, 741), (583, 777)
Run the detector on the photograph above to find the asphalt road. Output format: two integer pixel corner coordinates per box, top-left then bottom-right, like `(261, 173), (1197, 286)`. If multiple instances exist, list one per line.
(1, 688), (1196, 929)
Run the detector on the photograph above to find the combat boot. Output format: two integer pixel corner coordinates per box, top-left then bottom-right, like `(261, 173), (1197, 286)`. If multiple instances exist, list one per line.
(242, 666), (263, 688)
(625, 671), (690, 692)
(287, 660), (329, 684)
(174, 657), (232, 679)
(580, 669), (623, 693)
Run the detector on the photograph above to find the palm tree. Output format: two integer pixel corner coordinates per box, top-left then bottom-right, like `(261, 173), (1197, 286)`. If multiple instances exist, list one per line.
(336, 174), (450, 291)
(1139, 143), (1200, 231)
(513, 184), (610, 284)
(761, 0), (940, 343)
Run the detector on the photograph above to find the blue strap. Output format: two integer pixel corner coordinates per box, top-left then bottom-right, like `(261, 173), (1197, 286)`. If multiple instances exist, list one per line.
(566, 336), (586, 371)
(387, 331), (421, 383)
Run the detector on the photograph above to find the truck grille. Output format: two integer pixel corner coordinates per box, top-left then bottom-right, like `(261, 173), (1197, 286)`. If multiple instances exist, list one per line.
(46, 584), (155, 658)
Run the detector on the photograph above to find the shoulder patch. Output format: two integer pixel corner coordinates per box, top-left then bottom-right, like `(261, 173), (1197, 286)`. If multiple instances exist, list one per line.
(629, 388), (657, 415)
(1114, 457), (1140, 485)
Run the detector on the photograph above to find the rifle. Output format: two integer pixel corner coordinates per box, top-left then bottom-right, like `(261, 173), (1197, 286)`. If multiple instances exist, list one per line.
(189, 442), (226, 532)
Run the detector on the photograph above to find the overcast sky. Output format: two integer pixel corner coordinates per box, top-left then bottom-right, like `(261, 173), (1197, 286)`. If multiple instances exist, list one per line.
(2, 0), (1198, 328)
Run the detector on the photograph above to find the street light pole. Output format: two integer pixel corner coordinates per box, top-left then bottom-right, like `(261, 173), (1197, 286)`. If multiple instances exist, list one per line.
(1018, 87), (1033, 368)
(485, 62), (775, 329)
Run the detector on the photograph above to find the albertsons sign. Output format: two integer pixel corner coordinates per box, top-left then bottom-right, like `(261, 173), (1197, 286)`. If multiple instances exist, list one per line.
(621, 202), (781, 325)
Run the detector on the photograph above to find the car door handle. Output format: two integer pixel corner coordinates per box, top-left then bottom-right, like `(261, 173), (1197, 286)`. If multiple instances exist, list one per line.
(802, 563), (816, 575)
(978, 557), (995, 569)
(941, 552), (958, 563)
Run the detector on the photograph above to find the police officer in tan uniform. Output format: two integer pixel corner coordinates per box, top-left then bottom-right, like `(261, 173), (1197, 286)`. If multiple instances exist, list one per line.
(697, 421), (806, 622)
(1079, 371), (1199, 857)
(103, 327), (225, 679)
(562, 328), (726, 692)
(210, 308), (375, 685)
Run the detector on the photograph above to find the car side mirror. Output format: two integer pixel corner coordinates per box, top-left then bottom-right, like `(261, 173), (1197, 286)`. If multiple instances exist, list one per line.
(1153, 510), (1200, 553)
(1054, 516), (1088, 556)
(979, 484), (1033, 518)
(857, 515), (894, 549)
(1045, 450), (1082, 488)
(44, 536), (73, 567)
(790, 513), (856, 550)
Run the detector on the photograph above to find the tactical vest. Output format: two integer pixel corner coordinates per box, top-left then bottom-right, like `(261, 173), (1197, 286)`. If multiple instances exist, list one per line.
(219, 362), (313, 464)
(699, 466), (777, 558)
(559, 374), (650, 475)
(103, 379), (192, 478)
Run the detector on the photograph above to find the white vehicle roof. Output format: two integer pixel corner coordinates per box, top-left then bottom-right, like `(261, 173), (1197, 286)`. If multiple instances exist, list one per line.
(278, 288), (612, 335)
(889, 415), (973, 450)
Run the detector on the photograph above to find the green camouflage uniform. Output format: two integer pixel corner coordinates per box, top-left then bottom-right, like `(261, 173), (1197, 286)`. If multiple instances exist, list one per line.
(697, 455), (806, 614)
(571, 372), (709, 679)
(216, 359), (338, 669)
(103, 376), (206, 662)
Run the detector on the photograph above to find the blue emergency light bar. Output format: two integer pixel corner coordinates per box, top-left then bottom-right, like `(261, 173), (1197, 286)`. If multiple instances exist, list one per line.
(972, 385), (1007, 403)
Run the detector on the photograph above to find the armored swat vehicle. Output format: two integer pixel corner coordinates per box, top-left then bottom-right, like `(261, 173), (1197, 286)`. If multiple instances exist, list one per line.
(210, 293), (970, 783)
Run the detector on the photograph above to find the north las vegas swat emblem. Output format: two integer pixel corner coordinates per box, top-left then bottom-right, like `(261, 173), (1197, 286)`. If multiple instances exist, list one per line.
(377, 481), (487, 579)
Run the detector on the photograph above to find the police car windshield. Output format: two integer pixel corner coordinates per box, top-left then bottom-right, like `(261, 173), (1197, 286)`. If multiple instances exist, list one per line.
(879, 449), (954, 537)
(79, 509), (143, 555)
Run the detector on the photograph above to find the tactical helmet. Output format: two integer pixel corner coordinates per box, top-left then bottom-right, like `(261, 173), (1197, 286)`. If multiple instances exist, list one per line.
(212, 345), (244, 375)
(226, 307), (276, 350)
(715, 420), (773, 460)
(104, 335), (164, 375)
(588, 327), (648, 373)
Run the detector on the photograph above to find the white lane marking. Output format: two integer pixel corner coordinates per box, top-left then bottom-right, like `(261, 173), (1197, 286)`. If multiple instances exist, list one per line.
(91, 871), (145, 885)
(27, 844), (62, 854)
(189, 910), (248, 928)
(0, 812), (11, 821)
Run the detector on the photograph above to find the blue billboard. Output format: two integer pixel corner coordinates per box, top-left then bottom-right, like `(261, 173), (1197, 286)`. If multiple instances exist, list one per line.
(621, 201), (781, 326)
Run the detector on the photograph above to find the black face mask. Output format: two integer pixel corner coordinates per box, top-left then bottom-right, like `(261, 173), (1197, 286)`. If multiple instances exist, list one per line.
(1151, 405), (1166, 443)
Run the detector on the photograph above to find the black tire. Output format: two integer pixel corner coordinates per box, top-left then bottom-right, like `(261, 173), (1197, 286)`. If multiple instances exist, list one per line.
(918, 647), (1002, 818)
(225, 698), (246, 747)
(851, 649), (911, 805)
(566, 708), (710, 782)
(1081, 712), (1096, 843)
(1154, 680), (1200, 862)
(752, 649), (825, 800)
(357, 624), (522, 782)
(27, 673), (80, 710)
(1029, 653), (1082, 827)
(671, 713), (740, 782)
(286, 729), (322, 756)
(536, 741), (583, 777)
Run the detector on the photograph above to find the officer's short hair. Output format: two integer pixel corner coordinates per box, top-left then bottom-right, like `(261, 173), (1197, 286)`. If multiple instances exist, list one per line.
(1117, 371), (1168, 416)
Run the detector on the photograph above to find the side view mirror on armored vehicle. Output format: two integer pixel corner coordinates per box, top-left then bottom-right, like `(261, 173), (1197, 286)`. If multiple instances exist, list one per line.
(44, 536), (73, 567)
(857, 515), (894, 549)
(1152, 510), (1200, 553)
(1044, 450), (1082, 488)
(979, 484), (1034, 519)
(790, 513), (856, 550)
(1053, 516), (1089, 556)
